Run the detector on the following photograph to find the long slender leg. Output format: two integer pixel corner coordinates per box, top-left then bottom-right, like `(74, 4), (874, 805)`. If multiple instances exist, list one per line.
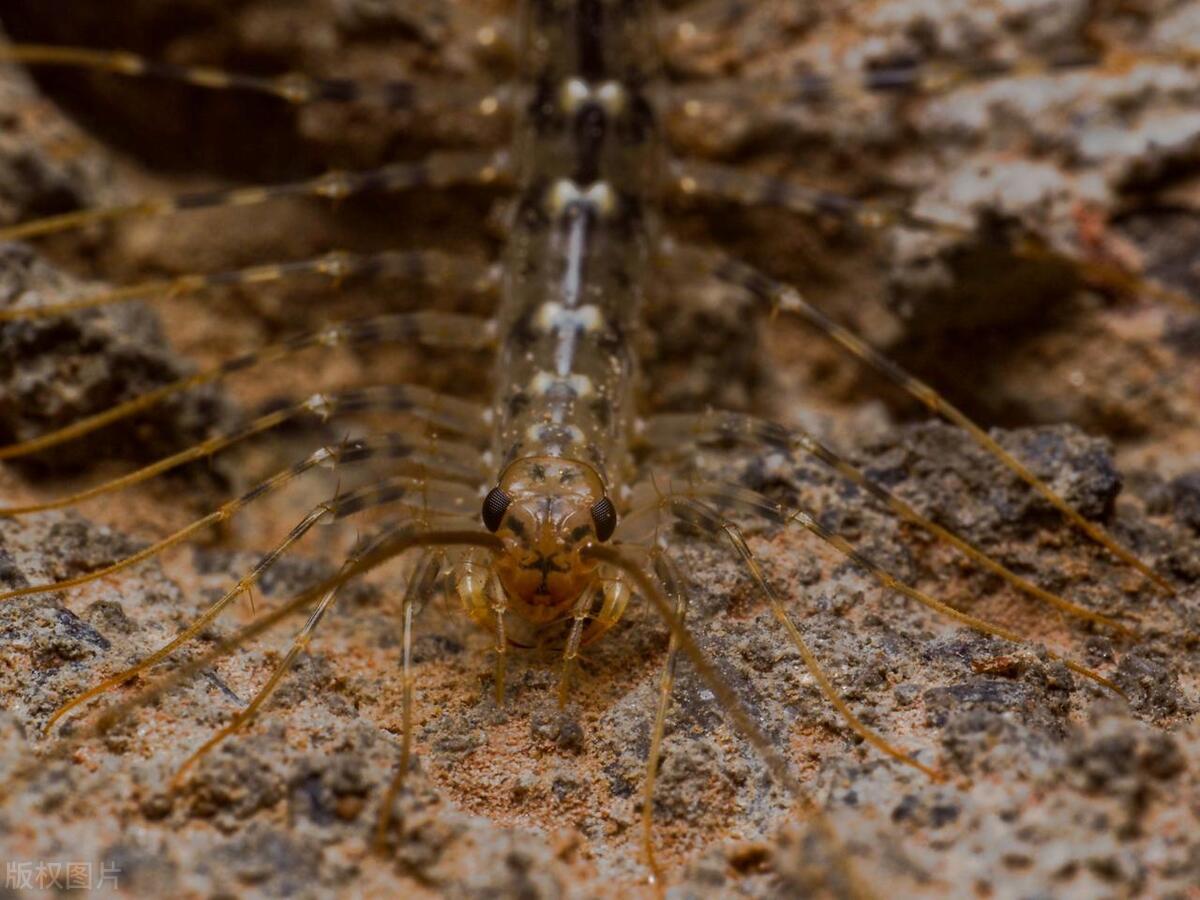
(641, 550), (690, 887)
(668, 244), (1175, 594)
(42, 463), (482, 731)
(0, 391), (488, 516)
(1, 433), (483, 604)
(1, 448), (333, 604)
(0, 43), (515, 112)
(659, 494), (943, 780)
(639, 410), (1133, 634)
(663, 49), (1199, 110)
(664, 485), (1119, 694)
(324, 472), (483, 525)
(1, 404), (302, 515)
(373, 549), (443, 850)
(663, 163), (1195, 315)
(0, 249), (499, 322)
(667, 157), (925, 231)
(581, 544), (872, 900)
(0, 150), (511, 242)
(2, 527), (502, 799)
(0, 312), (495, 461)
(661, 1), (1197, 116)
(170, 563), (349, 784)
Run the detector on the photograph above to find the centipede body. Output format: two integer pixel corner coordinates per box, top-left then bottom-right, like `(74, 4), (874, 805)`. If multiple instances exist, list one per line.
(0, 1), (1198, 897)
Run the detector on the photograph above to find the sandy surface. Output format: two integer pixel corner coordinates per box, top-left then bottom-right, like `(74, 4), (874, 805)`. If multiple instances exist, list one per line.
(0, 1), (1199, 897)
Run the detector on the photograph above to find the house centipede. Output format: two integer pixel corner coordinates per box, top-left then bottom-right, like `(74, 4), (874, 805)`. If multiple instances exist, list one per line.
(0, 1), (1197, 896)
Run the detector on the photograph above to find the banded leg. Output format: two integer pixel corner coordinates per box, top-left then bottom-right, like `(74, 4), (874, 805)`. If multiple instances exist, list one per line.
(661, 483), (1120, 694)
(663, 48), (1200, 110)
(640, 550), (690, 886)
(0, 388), (488, 516)
(639, 410), (1132, 634)
(0, 312), (495, 461)
(0, 249), (499, 322)
(667, 157), (924, 231)
(663, 163), (1195, 314)
(0, 150), (511, 242)
(1, 434), (482, 605)
(0, 43), (515, 112)
(672, 245), (1174, 594)
(661, 1), (1198, 117)
(43, 464), (482, 731)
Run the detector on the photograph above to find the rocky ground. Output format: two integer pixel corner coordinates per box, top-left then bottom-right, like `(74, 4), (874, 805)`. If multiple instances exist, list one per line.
(0, 0), (1198, 897)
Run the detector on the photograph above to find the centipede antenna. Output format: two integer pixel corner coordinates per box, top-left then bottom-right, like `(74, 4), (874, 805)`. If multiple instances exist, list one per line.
(584, 544), (874, 900)
(0, 249), (499, 322)
(703, 251), (1176, 596)
(672, 483), (1122, 695)
(0, 150), (511, 243)
(0, 43), (513, 112)
(9, 528), (504, 805)
(640, 411), (1135, 635)
(2, 441), (477, 609)
(9, 1), (1185, 891)
(798, 432), (1138, 635)
(9, 554), (333, 798)
(0, 313), (495, 462)
(732, 520), (944, 779)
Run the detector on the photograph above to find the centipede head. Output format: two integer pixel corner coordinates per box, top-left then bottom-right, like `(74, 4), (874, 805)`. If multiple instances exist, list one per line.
(480, 456), (617, 622)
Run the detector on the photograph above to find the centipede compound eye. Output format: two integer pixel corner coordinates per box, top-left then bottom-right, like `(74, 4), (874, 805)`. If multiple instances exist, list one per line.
(482, 487), (513, 532)
(590, 495), (617, 542)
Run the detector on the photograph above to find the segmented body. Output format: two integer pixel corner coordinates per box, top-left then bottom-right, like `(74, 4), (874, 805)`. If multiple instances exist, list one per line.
(496, 0), (653, 482)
